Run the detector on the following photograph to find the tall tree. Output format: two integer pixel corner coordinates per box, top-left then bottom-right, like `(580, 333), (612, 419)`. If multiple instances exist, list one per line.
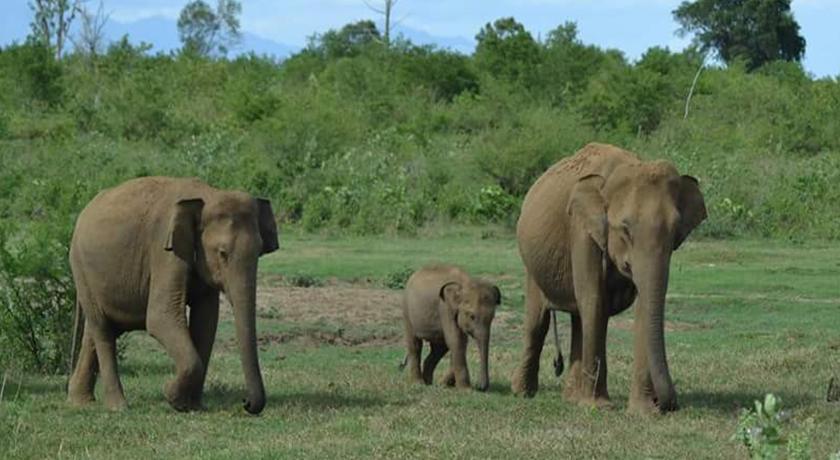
(72, 0), (109, 58)
(673, 0), (805, 71)
(177, 0), (242, 57)
(29, 0), (83, 61)
(364, 0), (401, 47)
(475, 17), (542, 85)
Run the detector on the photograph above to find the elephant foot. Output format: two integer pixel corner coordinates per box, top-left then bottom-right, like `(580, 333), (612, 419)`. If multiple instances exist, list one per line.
(67, 392), (95, 407)
(577, 396), (613, 410)
(103, 394), (128, 412)
(165, 381), (199, 412)
(511, 367), (538, 398)
(439, 371), (456, 387)
(627, 397), (660, 416)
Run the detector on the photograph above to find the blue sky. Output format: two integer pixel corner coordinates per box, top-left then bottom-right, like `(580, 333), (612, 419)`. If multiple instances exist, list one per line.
(1, 0), (837, 77)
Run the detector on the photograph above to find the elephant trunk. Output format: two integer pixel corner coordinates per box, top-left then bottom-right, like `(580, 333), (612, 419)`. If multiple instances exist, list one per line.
(226, 266), (266, 415)
(476, 328), (490, 392)
(635, 252), (677, 411)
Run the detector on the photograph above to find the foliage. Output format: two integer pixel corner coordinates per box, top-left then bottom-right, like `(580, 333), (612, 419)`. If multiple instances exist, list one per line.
(383, 266), (413, 290)
(674, 0), (806, 71)
(0, 222), (75, 374)
(733, 394), (814, 460)
(177, 0), (242, 57)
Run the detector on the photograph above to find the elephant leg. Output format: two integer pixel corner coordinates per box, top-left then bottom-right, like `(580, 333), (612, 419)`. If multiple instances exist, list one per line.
(422, 342), (448, 385)
(442, 319), (470, 389)
(89, 318), (127, 411)
(404, 324), (423, 384)
(628, 304), (657, 415)
(67, 323), (98, 406)
(148, 311), (204, 412)
(511, 274), (550, 398)
(563, 314), (583, 402)
(571, 236), (610, 408)
(188, 291), (219, 408)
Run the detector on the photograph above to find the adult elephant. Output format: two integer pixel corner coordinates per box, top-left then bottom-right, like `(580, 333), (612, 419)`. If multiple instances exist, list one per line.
(510, 143), (706, 414)
(67, 177), (278, 414)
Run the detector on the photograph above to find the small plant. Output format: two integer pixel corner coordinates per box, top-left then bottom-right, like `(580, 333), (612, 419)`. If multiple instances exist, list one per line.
(286, 274), (324, 288)
(383, 266), (413, 290)
(733, 393), (813, 460)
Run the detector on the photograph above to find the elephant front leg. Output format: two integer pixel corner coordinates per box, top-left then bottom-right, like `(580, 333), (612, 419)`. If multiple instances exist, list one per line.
(570, 238), (611, 408)
(148, 305), (205, 412)
(511, 274), (550, 398)
(188, 290), (220, 408)
(628, 307), (658, 415)
(441, 317), (470, 389)
(562, 314), (583, 402)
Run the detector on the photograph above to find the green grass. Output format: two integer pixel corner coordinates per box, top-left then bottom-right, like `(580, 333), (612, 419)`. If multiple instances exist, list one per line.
(2, 232), (840, 459)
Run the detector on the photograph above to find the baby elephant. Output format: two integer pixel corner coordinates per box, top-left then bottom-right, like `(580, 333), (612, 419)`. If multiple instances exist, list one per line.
(402, 265), (501, 391)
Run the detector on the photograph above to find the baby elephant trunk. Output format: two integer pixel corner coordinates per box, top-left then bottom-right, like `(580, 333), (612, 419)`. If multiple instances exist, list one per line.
(476, 329), (491, 392)
(226, 269), (266, 415)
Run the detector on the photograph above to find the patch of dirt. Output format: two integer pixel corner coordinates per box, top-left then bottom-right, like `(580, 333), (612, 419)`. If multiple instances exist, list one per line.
(218, 283), (405, 347)
(255, 284), (403, 326)
(609, 318), (712, 332)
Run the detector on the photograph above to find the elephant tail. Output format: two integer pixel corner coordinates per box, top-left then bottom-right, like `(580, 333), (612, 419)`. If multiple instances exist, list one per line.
(398, 354), (407, 371)
(67, 299), (83, 381)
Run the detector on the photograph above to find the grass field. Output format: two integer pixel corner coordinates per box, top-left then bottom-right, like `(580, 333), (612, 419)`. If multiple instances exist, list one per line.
(2, 229), (840, 459)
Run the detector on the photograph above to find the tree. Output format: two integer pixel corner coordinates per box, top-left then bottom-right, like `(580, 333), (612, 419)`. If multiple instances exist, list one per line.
(474, 17), (542, 85)
(29, 0), (83, 61)
(364, 0), (403, 47)
(309, 20), (382, 59)
(673, 0), (806, 71)
(177, 0), (242, 57)
(72, 0), (109, 58)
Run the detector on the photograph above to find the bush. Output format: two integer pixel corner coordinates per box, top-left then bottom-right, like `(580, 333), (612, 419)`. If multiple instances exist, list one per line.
(0, 223), (75, 374)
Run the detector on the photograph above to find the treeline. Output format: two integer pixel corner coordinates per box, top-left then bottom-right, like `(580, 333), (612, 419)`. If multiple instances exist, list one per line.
(2, 18), (840, 239)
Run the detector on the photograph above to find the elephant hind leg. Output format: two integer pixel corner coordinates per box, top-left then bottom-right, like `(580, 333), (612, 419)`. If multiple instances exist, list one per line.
(404, 324), (423, 384)
(511, 274), (550, 398)
(67, 322), (98, 406)
(88, 318), (127, 411)
(422, 342), (448, 385)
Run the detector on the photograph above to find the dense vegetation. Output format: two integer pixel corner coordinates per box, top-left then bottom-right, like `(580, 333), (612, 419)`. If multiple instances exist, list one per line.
(1, 16), (839, 373)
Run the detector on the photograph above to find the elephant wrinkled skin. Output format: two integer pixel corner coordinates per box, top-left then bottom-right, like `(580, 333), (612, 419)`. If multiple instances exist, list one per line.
(66, 177), (278, 414)
(510, 143), (706, 414)
(402, 265), (501, 392)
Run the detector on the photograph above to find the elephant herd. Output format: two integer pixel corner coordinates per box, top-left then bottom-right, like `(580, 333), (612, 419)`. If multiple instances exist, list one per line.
(66, 142), (706, 416)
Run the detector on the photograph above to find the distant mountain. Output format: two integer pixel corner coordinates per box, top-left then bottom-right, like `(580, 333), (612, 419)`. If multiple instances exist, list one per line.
(0, 11), (474, 59)
(104, 16), (297, 58)
(393, 25), (475, 54)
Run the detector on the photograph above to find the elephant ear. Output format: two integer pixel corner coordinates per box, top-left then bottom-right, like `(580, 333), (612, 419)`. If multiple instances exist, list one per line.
(674, 175), (707, 250)
(164, 198), (205, 261)
(439, 281), (463, 313)
(490, 285), (501, 306)
(567, 174), (607, 251)
(256, 198), (279, 255)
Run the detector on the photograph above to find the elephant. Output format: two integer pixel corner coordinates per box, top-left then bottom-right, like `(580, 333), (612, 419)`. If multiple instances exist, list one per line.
(66, 177), (279, 414)
(510, 143), (706, 414)
(402, 265), (501, 392)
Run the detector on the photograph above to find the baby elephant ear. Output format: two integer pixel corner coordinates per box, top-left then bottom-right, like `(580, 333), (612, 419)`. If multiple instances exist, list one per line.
(256, 198), (279, 255)
(568, 174), (607, 251)
(439, 281), (463, 307)
(491, 285), (501, 306)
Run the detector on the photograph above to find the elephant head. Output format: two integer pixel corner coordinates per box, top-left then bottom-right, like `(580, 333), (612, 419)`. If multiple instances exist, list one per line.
(568, 160), (706, 411)
(440, 279), (501, 392)
(165, 191), (279, 414)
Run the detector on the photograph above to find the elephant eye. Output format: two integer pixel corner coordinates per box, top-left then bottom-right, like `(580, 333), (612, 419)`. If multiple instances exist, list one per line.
(469, 313), (476, 321)
(218, 248), (229, 261)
